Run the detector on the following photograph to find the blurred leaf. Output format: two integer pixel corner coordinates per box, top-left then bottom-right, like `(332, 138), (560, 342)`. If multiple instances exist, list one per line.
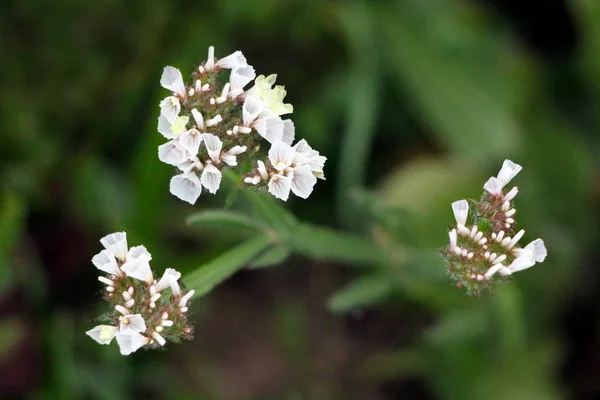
(184, 235), (273, 297)
(0, 191), (25, 295)
(361, 349), (425, 381)
(380, 4), (520, 160)
(250, 245), (290, 269)
(336, 1), (381, 229)
(186, 209), (265, 238)
(328, 274), (393, 314)
(286, 223), (385, 266)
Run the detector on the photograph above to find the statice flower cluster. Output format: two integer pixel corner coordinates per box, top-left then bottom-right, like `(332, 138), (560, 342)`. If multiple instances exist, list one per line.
(157, 46), (326, 203)
(86, 232), (194, 355)
(441, 160), (547, 295)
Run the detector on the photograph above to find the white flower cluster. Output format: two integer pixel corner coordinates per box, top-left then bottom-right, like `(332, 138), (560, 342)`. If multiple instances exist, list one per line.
(444, 160), (547, 294)
(86, 232), (194, 355)
(157, 46), (326, 204)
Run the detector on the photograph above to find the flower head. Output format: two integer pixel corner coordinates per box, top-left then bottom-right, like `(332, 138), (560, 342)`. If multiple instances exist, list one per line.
(87, 232), (194, 355)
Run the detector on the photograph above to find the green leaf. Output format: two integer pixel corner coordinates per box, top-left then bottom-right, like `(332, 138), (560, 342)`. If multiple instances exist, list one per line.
(250, 245), (291, 269)
(183, 235), (273, 297)
(336, 1), (381, 229)
(328, 274), (394, 314)
(186, 210), (265, 238)
(285, 223), (385, 266)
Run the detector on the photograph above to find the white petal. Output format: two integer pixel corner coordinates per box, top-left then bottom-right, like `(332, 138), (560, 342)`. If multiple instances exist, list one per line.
(179, 129), (203, 156)
(483, 177), (504, 195)
(158, 114), (175, 139)
(158, 141), (188, 166)
(508, 255), (536, 272)
(227, 145), (247, 156)
(155, 268), (182, 292)
(230, 66), (256, 90)
(221, 154), (237, 166)
(255, 112), (284, 143)
(159, 96), (181, 123)
(100, 232), (128, 262)
(160, 66), (186, 98)
(116, 330), (150, 355)
(216, 50), (247, 69)
(293, 139), (311, 153)
(268, 174), (292, 201)
(257, 160), (268, 180)
(291, 165), (317, 199)
(242, 95), (265, 126)
(191, 108), (205, 130)
(282, 119), (295, 145)
(170, 172), (202, 204)
(497, 160), (522, 186)
(127, 245), (152, 262)
(201, 133), (223, 162)
(92, 249), (121, 275)
(524, 239), (547, 263)
(121, 254), (153, 283)
(200, 164), (222, 194)
(120, 314), (146, 333)
(86, 325), (117, 345)
(451, 200), (469, 226)
(268, 141), (295, 170)
(448, 229), (457, 250)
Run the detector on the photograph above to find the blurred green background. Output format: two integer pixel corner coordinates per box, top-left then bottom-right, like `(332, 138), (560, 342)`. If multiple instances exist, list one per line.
(2, 0), (600, 399)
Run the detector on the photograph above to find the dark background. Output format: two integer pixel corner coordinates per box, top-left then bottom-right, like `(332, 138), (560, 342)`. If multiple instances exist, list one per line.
(1, 0), (600, 399)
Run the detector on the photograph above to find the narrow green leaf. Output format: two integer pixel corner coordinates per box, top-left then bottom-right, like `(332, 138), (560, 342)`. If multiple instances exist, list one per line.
(328, 274), (393, 314)
(287, 223), (385, 266)
(186, 210), (265, 237)
(183, 235), (273, 297)
(250, 245), (291, 269)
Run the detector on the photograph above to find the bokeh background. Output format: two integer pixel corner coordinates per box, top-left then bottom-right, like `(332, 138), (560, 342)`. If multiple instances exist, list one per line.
(2, 0), (600, 399)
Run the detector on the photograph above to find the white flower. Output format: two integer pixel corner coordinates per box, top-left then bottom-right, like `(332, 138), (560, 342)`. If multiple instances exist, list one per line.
(201, 164), (222, 194)
(92, 249), (121, 276)
(121, 248), (153, 283)
(451, 200), (469, 226)
(160, 66), (187, 98)
(116, 330), (150, 355)
(484, 160), (522, 196)
(158, 115), (189, 139)
(155, 268), (182, 295)
(119, 314), (146, 333)
(158, 141), (189, 166)
(216, 49), (247, 70)
(227, 66), (256, 98)
(293, 139), (326, 179)
(159, 96), (181, 123)
(508, 239), (547, 273)
(201, 133), (222, 163)
(179, 129), (203, 156)
(242, 96), (284, 143)
(100, 232), (128, 262)
(290, 164), (317, 199)
(170, 172), (202, 204)
(86, 325), (118, 345)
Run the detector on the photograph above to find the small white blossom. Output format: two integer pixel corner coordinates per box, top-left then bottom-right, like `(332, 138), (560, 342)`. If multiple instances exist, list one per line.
(508, 239), (547, 273)
(92, 249), (121, 276)
(242, 96), (284, 143)
(201, 133), (223, 163)
(170, 172), (202, 205)
(266, 141), (317, 200)
(451, 200), (469, 226)
(158, 115), (189, 140)
(191, 108), (205, 130)
(293, 139), (326, 179)
(160, 66), (187, 98)
(116, 330), (150, 355)
(155, 268), (182, 295)
(228, 66), (256, 98)
(86, 325), (118, 345)
(119, 314), (146, 333)
(100, 232), (128, 262)
(251, 74), (293, 115)
(121, 249), (153, 283)
(158, 141), (189, 166)
(216, 50), (247, 70)
(484, 160), (522, 196)
(201, 164), (222, 194)
(179, 129), (203, 156)
(159, 96), (181, 123)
